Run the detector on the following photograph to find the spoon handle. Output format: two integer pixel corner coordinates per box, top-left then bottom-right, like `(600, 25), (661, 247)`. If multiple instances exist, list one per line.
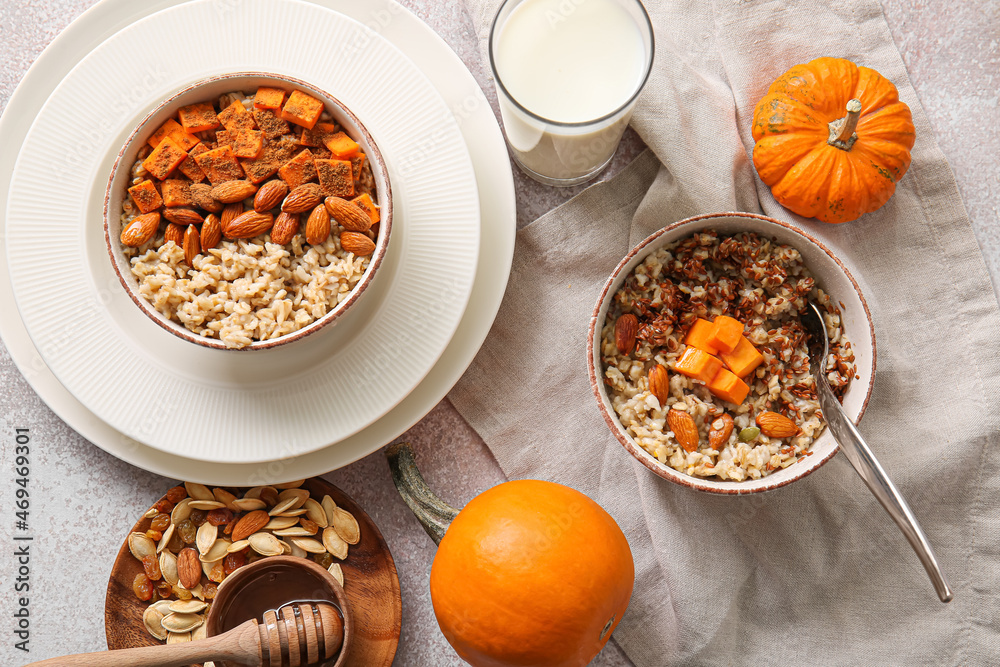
(22, 618), (263, 667)
(817, 380), (953, 602)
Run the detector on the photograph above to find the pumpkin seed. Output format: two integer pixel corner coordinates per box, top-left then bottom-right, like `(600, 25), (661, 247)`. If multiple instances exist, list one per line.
(289, 541), (308, 559)
(151, 600), (174, 616)
(248, 532), (283, 556)
(278, 539), (293, 556)
(274, 479), (305, 489)
(128, 533), (156, 561)
(301, 498), (328, 528)
(243, 486), (265, 500)
(199, 538), (230, 563)
(143, 606), (167, 640)
(322, 527), (348, 560)
(166, 631), (191, 645)
(213, 487), (239, 511)
(196, 522), (218, 555)
(277, 509), (308, 517)
(277, 488), (310, 508)
(188, 500), (225, 510)
(738, 426), (761, 442)
(227, 539), (250, 553)
(274, 527), (313, 537)
(159, 551), (179, 586)
(143, 507), (159, 519)
(184, 482), (214, 502)
(267, 497), (299, 516)
(328, 563), (344, 587)
(232, 498), (267, 511)
(321, 495), (338, 525)
(290, 537), (326, 554)
(189, 583), (205, 601)
(264, 516), (298, 531)
(168, 599), (208, 614)
(171, 498), (193, 525)
(192, 624), (208, 642)
(332, 508), (360, 545)
(157, 524), (175, 554)
(161, 612), (203, 633)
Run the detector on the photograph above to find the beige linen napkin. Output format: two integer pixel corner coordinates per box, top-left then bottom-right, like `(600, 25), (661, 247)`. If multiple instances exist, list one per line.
(450, 0), (1000, 664)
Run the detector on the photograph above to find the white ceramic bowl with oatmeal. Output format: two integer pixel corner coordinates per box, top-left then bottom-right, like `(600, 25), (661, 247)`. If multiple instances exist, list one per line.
(588, 213), (876, 494)
(104, 72), (392, 350)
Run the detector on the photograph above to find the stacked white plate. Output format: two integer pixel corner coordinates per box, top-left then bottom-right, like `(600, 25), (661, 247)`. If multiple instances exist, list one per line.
(0, 0), (515, 484)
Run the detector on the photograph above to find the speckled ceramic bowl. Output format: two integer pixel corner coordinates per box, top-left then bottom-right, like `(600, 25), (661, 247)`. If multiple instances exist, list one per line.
(587, 212), (876, 494)
(104, 72), (392, 351)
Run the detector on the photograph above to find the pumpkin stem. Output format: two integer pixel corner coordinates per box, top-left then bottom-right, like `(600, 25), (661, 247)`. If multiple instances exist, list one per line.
(385, 442), (460, 545)
(828, 98), (862, 150)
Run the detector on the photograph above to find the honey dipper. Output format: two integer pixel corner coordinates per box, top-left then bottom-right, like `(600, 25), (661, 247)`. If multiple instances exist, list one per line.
(24, 601), (345, 667)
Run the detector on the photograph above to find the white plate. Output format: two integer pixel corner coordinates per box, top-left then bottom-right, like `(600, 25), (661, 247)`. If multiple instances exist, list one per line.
(5, 0), (480, 463)
(0, 0), (515, 482)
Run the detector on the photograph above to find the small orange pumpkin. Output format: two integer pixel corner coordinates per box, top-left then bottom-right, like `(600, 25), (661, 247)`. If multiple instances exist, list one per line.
(751, 57), (915, 223)
(429, 479), (634, 667)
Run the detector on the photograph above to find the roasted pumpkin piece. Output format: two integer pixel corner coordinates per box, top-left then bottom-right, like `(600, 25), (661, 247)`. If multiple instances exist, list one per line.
(280, 90), (324, 130)
(315, 159), (354, 198)
(147, 118), (199, 151)
(707, 368), (750, 405)
(241, 136), (299, 184)
(707, 315), (744, 354)
(351, 193), (380, 224)
(720, 336), (765, 378)
(277, 149), (317, 189)
(160, 179), (193, 207)
(128, 179), (163, 214)
(231, 129), (264, 159)
(142, 136), (189, 180)
(683, 318), (720, 354)
(350, 153), (366, 181)
(217, 100), (257, 132)
(300, 122), (338, 148)
(193, 145), (245, 185)
(672, 346), (723, 384)
(177, 102), (220, 133)
(323, 131), (360, 159)
(253, 87), (286, 110)
(177, 143), (208, 183)
(252, 108), (291, 140)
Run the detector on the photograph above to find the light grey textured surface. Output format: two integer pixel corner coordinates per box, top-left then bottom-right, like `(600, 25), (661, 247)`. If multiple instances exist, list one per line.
(0, 1), (996, 666)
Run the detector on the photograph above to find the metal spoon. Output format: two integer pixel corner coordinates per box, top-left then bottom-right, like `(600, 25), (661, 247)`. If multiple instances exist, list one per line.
(802, 302), (953, 603)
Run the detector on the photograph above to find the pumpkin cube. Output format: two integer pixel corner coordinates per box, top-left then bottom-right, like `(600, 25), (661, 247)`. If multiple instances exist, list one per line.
(351, 193), (380, 224)
(280, 90), (325, 130)
(672, 347), (723, 384)
(315, 158), (354, 198)
(301, 122), (339, 148)
(177, 143), (208, 183)
(253, 87), (286, 110)
(193, 145), (245, 185)
(323, 131), (360, 159)
(241, 136), (298, 184)
(231, 129), (264, 159)
(707, 368), (750, 405)
(160, 179), (192, 207)
(252, 108), (291, 140)
(147, 118), (199, 151)
(350, 153), (366, 181)
(708, 315), (744, 354)
(720, 336), (764, 378)
(142, 136), (188, 180)
(177, 102), (220, 133)
(278, 149), (317, 189)
(128, 179), (162, 213)
(217, 100), (257, 132)
(683, 318), (720, 355)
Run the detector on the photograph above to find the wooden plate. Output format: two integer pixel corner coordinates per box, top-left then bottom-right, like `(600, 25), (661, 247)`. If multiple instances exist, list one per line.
(105, 478), (402, 666)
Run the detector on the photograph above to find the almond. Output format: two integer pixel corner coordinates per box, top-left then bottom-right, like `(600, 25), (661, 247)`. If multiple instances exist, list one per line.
(201, 214), (222, 250)
(164, 223), (185, 247)
(755, 411), (800, 438)
(708, 413), (734, 450)
(340, 231), (375, 256)
(281, 183), (323, 213)
(188, 183), (223, 213)
(176, 548), (201, 589)
(183, 224), (201, 266)
(120, 212), (160, 247)
(648, 364), (670, 406)
(270, 212), (300, 245)
(163, 208), (203, 226)
(253, 179), (289, 212)
(210, 180), (258, 204)
(305, 204), (331, 245)
(667, 409), (700, 453)
(221, 203), (243, 228)
(231, 510), (270, 542)
(223, 211), (273, 239)
(615, 314), (638, 355)
(324, 196), (371, 232)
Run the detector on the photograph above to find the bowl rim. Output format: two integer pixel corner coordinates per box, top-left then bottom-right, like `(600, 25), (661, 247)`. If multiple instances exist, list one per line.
(103, 71), (393, 351)
(587, 211), (877, 495)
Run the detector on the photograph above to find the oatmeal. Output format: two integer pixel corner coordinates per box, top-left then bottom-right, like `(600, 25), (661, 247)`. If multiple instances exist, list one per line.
(600, 230), (855, 481)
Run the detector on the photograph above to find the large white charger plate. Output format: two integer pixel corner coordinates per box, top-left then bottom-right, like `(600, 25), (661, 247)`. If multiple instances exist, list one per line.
(0, 0), (514, 482)
(6, 0), (481, 463)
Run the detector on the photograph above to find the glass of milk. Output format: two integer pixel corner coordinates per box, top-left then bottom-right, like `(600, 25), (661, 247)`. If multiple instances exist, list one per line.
(489, 0), (654, 186)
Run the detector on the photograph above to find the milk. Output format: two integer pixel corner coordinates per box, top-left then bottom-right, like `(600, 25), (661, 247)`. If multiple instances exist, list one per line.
(492, 0), (650, 183)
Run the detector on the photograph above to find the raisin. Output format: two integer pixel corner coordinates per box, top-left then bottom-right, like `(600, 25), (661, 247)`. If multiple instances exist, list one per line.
(176, 519), (197, 544)
(132, 573), (153, 601)
(155, 580), (173, 598)
(207, 508), (233, 526)
(167, 530), (185, 553)
(313, 552), (334, 569)
(189, 509), (208, 527)
(203, 582), (218, 600)
(153, 498), (175, 513)
(223, 522), (236, 536)
(223, 551), (246, 576)
(150, 513), (171, 531)
(174, 586), (193, 600)
(165, 486), (188, 503)
(145, 529), (163, 541)
(142, 555), (162, 581)
(207, 562), (225, 583)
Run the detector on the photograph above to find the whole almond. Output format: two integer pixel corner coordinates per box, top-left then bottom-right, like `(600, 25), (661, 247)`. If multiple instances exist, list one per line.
(254, 179), (289, 212)
(270, 212), (300, 245)
(164, 223), (185, 247)
(615, 314), (638, 355)
(232, 510), (270, 542)
(340, 231), (375, 256)
(755, 411), (800, 438)
(223, 211), (274, 239)
(221, 202), (244, 228)
(183, 224), (201, 266)
(281, 183), (323, 213)
(324, 196), (371, 232)
(305, 204), (331, 245)
(163, 208), (203, 226)
(201, 214), (222, 250)
(648, 364), (670, 406)
(120, 212), (160, 247)
(188, 183), (223, 213)
(667, 409), (700, 453)
(210, 180), (258, 204)
(176, 548), (201, 590)
(708, 413), (735, 450)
